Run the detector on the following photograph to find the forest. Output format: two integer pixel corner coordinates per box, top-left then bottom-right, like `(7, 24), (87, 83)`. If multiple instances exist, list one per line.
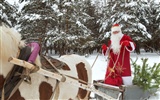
(1, 0), (160, 56)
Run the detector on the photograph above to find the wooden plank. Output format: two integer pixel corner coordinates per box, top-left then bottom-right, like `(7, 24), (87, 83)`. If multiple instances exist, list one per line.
(8, 57), (64, 81)
(8, 57), (35, 70)
(94, 81), (124, 92)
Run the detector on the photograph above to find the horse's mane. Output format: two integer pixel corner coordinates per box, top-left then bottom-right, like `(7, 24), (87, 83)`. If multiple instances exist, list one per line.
(0, 23), (22, 63)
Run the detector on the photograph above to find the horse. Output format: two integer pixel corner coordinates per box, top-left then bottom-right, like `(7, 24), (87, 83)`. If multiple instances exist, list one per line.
(0, 22), (92, 100)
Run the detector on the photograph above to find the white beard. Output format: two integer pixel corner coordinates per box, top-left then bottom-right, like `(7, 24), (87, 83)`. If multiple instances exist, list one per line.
(111, 32), (123, 54)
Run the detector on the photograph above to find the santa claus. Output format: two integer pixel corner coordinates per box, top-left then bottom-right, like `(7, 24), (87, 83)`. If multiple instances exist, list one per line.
(102, 24), (136, 86)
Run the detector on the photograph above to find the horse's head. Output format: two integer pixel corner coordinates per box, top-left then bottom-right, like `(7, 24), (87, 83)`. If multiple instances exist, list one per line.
(0, 23), (23, 77)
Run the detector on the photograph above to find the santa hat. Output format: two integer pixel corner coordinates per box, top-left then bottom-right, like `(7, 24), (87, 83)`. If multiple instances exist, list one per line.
(111, 24), (122, 33)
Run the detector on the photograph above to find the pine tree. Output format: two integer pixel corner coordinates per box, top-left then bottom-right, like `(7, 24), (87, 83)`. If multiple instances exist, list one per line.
(0, 0), (18, 27)
(131, 58), (160, 91)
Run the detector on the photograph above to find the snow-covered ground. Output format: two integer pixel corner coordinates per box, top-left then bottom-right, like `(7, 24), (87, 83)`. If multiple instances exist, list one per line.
(85, 52), (160, 100)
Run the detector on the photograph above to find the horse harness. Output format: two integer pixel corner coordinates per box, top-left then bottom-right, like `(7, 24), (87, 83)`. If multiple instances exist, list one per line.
(0, 47), (68, 100)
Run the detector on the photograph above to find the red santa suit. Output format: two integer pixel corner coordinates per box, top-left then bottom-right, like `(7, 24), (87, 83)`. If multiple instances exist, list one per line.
(102, 24), (136, 86)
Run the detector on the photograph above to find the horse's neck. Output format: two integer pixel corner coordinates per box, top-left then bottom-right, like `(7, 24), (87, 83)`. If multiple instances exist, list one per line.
(0, 46), (19, 77)
(0, 47), (17, 77)
(0, 24), (21, 77)
(0, 42), (19, 77)
(0, 60), (14, 77)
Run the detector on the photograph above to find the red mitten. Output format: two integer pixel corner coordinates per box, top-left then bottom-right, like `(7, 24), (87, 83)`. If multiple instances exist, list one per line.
(102, 44), (107, 50)
(122, 40), (130, 47)
(102, 50), (106, 55)
(101, 44), (107, 55)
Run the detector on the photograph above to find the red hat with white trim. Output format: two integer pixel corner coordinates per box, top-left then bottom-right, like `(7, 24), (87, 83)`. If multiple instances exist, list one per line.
(111, 24), (121, 33)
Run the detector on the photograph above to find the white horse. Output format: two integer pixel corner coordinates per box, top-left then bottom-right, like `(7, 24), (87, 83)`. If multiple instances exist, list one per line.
(0, 23), (92, 100)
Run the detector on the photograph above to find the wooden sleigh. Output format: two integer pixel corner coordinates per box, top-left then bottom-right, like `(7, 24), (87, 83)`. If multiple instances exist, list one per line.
(94, 80), (158, 100)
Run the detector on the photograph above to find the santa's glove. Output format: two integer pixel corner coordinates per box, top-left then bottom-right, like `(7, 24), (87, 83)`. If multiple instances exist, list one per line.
(102, 44), (107, 50)
(101, 44), (107, 55)
(102, 50), (107, 55)
(122, 40), (130, 47)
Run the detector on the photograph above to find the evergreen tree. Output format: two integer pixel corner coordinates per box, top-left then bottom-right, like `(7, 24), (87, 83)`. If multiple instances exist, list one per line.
(3, 0), (160, 54)
(0, 0), (18, 27)
(17, 0), (60, 54)
(132, 58), (160, 91)
(139, 1), (160, 52)
(98, 0), (160, 53)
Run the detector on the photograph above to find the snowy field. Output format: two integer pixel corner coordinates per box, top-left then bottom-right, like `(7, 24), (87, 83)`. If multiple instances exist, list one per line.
(85, 52), (160, 100)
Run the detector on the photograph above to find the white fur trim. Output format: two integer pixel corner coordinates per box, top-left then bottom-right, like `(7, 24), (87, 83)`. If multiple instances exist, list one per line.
(125, 42), (135, 52)
(111, 26), (121, 32)
(122, 76), (133, 85)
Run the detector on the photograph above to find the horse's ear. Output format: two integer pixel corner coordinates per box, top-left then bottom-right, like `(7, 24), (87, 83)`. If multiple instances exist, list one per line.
(19, 40), (26, 49)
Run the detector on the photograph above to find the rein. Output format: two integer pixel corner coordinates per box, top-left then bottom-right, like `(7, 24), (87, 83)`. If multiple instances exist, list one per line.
(105, 44), (126, 80)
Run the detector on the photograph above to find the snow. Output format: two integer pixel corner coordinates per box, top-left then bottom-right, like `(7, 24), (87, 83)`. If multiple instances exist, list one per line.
(5, 0), (18, 5)
(5, 0), (28, 12)
(84, 52), (160, 99)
